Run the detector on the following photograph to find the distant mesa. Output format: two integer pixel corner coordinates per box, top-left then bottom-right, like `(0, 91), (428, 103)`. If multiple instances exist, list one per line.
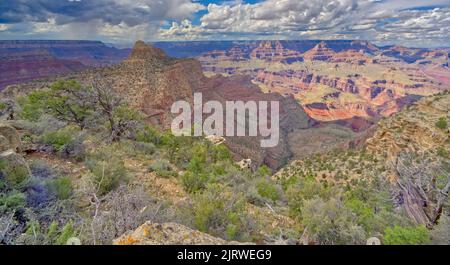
(0, 40), (130, 90)
(331, 49), (375, 64)
(250, 40), (303, 63)
(0, 49), (86, 90)
(303, 42), (336, 61)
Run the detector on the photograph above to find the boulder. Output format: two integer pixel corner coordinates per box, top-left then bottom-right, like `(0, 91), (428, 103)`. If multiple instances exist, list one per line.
(0, 135), (9, 153)
(113, 222), (252, 245)
(0, 150), (31, 186)
(0, 124), (20, 152)
(237, 159), (252, 170)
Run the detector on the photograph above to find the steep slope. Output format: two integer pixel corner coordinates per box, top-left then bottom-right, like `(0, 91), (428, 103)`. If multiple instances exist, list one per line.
(74, 42), (363, 169)
(76, 41), (204, 126)
(278, 91), (450, 227)
(3, 41), (362, 170)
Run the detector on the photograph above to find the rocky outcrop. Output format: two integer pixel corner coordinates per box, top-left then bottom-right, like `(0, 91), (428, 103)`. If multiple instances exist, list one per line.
(303, 42), (335, 61)
(113, 222), (251, 245)
(198, 74), (314, 169)
(366, 92), (450, 226)
(0, 124), (21, 152)
(76, 41), (204, 127)
(331, 49), (375, 64)
(0, 124), (30, 186)
(124, 40), (166, 63)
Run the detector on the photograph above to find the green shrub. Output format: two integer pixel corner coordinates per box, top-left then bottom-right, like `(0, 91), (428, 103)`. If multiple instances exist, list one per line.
(18, 90), (49, 121)
(134, 142), (156, 155)
(383, 225), (430, 245)
(41, 129), (74, 152)
(0, 191), (27, 210)
(181, 171), (209, 194)
(286, 178), (329, 216)
(212, 144), (232, 161)
(256, 165), (272, 177)
(1, 157), (30, 187)
(191, 184), (252, 241)
(23, 220), (76, 245)
(436, 117), (448, 130)
(47, 176), (73, 200)
(301, 197), (366, 245)
(136, 126), (162, 145)
(344, 197), (375, 232)
(55, 221), (75, 245)
(148, 159), (177, 178)
(436, 147), (449, 158)
(86, 150), (128, 195)
(256, 179), (280, 202)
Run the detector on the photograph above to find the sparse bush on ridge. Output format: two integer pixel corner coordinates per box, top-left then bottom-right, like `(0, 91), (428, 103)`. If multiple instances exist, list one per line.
(85, 147), (128, 196)
(148, 159), (177, 178)
(190, 184), (254, 241)
(435, 117), (448, 130)
(41, 128), (75, 152)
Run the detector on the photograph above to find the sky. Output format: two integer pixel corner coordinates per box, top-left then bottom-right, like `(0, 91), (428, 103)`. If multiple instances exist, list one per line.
(0, 0), (449, 47)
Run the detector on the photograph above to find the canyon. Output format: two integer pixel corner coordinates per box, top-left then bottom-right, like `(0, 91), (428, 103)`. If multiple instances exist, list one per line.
(197, 40), (449, 123)
(0, 40), (130, 90)
(1, 40), (448, 170)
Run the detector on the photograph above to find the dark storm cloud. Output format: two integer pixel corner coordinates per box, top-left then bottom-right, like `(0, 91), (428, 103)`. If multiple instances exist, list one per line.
(0, 0), (202, 26)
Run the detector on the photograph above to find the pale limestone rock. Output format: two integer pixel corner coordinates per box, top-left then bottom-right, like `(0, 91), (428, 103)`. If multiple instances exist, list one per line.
(113, 222), (252, 245)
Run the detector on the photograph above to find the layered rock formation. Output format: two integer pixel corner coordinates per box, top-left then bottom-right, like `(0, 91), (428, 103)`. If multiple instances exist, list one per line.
(7, 41), (359, 170)
(330, 49), (375, 64)
(13, 41), (321, 169)
(250, 41), (303, 63)
(366, 92), (450, 226)
(197, 40), (448, 125)
(198, 74), (314, 168)
(0, 49), (87, 90)
(0, 40), (131, 90)
(76, 41), (204, 126)
(303, 42), (335, 61)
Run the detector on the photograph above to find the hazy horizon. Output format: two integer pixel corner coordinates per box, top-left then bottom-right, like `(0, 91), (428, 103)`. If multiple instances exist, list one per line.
(0, 0), (449, 48)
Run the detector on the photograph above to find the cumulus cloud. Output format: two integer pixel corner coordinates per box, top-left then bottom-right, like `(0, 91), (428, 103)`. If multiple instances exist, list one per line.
(0, 0), (204, 25)
(158, 0), (450, 47)
(196, 0), (372, 34)
(158, 20), (205, 40)
(0, 0), (449, 47)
